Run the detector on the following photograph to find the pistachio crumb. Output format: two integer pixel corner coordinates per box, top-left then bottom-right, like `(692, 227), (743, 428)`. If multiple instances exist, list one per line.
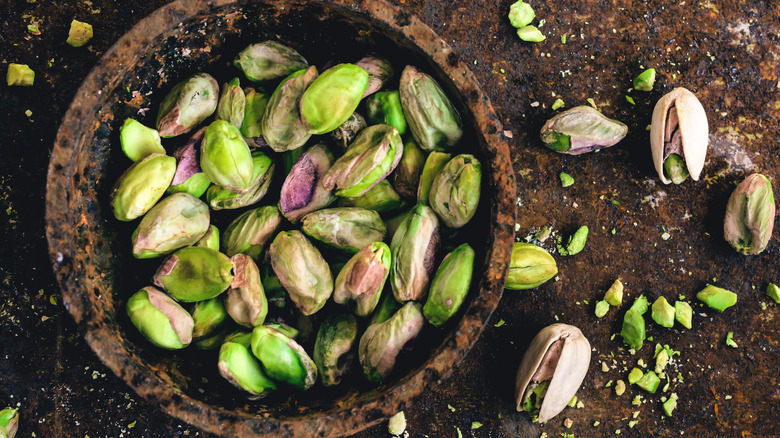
(448, 404), (456, 412)
(576, 401), (585, 409)
(471, 421), (483, 429)
(602, 362), (610, 372)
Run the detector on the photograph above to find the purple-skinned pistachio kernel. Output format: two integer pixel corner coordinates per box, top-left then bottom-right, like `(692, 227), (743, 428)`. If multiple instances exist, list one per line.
(279, 143), (336, 222)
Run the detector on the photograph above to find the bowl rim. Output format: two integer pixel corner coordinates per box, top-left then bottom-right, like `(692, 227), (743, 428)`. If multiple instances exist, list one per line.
(45, 0), (516, 436)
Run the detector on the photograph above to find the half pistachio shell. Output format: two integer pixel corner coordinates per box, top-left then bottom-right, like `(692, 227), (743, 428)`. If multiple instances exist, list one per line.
(540, 106), (628, 154)
(515, 323), (591, 423)
(126, 286), (194, 349)
(650, 87), (709, 184)
(131, 192), (210, 259)
(251, 325), (318, 390)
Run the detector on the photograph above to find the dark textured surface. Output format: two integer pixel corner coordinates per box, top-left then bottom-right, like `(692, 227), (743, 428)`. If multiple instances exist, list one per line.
(2, 1), (779, 437)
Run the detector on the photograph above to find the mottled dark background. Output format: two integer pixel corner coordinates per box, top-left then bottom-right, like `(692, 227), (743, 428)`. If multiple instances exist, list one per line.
(1, 0), (778, 437)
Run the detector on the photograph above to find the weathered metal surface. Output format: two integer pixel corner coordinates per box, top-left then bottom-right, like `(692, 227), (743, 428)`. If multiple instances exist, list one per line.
(1, 0), (778, 437)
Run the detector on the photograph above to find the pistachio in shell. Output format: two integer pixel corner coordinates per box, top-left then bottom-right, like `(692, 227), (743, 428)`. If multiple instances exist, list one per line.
(234, 41), (308, 83)
(250, 325), (318, 390)
(156, 73), (219, 138)
(131, 192), (210, 259)
(153, 246), (234, 303)
(301, 207), (387, 253)
(358, 301), (425, 382)
(268, 230), (333, 315)
(540, 105), (628, 154)
(126, 286), (194, 350)
(515, 323), (591, 423)
(333, 242), (392, 317)
(389, 204), (440, 302)
(313, 313), (358, 386)
(111, 153), (176, 221)
(222, 205), (282, 260)
(225, 254), (269, 328)
(278, 142), (337, 223)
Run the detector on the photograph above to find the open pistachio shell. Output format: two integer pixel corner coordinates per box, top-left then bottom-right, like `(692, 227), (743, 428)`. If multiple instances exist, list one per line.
(515, 323), (591, 423)
(650, 87), (709, 184)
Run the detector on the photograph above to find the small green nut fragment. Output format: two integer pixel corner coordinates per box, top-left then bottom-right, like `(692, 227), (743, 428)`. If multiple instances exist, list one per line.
(663, 393), (678, 417)
(201, 120), (255, 193)
(126, 286), (194, 349)
(423, 243), (475, 327)
(508, 1), (535, 28)
(153, 247), (234, 302)
(131, 192), (210, 259)
(615, 380), (626, 396)
(635, 370), (660, 394)
(594, 300), (610, 318)
(551, 98), (565, 111)
(723, 173), (775, 255)
(517, 25), (546, 42)
(218, 339), (277, 399)
(627, 367), (644, 384)
(300, 63), (369, 135)
(216, 77), (246, 129)
(366, 90), (407, 135)
(157, 73), (219, 138)
(120, 118), (165, 162)
(66, 19), (93, 47)
(558, 225), (588, 256)
(399, 65), (463, 152)
(429, 154), (482, 229)
(191, 297), (227, 340)
(696, 284), (738, 312)
(605, 279), (624, 306)
(725, 332), (738, 348)
(621, 309), (646, 350)
(0, 407), (19, 438)
(251, 325), (318, 390)
(633, 68), (656, 92)
(630, 295), (649, 315)
(6, 63), (35, 86)
(313, 313), (358, 386)
(234, 41), (308, 83)
(663, 153), (689, 185)
(559, 172), (574, 187)
(111, 153), (176, 221)
(651, 297), (675, 328)
(506, 242), (558, 290)
(674, 301), (693, 329)
(655, 349), (669, 374)
(222, 205), (283, 260)
(766, 283), (780, 304)
(417, 151), (452, 205)
(388, 411), (406, 436)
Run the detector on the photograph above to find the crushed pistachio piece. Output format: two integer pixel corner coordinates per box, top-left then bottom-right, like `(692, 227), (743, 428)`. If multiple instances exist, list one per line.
(632, 395), (642, 406)
(388, 411), (406, 436)
(766, 283), (780, 304)
(560, 172), (575, 187)
(568, 396), (577, 407)
(626, 95), (635, 105)
(725, 332), (738, 348)
(564, 418), (573, 428)
(602, 362), (610, 372)
(495, 319), (506, 327)
(615, 380), (626, 396)
(552, 98), (565, 110)
(576, 400), (585, 409)
(595, 300), (610, 318)
(66, 19), (93, 47)
(448, 404), (456, 412)
(471, 421), (483, 429)
(6, 63), (35, 86)
(517, 25), (546, 42)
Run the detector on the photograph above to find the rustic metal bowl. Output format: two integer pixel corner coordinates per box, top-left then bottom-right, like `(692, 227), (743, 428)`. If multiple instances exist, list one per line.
(45, 0), (515, 436)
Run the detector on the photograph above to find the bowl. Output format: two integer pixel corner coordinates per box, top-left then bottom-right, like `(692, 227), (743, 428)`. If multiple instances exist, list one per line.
(45, 0), (515, 436)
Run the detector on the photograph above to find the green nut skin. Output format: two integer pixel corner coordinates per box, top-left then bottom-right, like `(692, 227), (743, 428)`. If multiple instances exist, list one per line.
(333, 242), (392, 317)
(225, 254), (269, 328)
(508, 1), (535, 28)
(337, 179), (406, 215)
(633, 68), (656, 92)
(261, 67), (318, 152)
(322, 124), (404, 198)
(111, 153), (176, 221)
(218, 340), (277, 399)
(240, 87), (269, 138)
(251, 325), (318, 390)
(156, 73), (219, 138)
(66, 19), (93, 47)
(206, 151), (275, 210)
(131, 192), (210, 259)
(399, 65), (463, 152)
(329, 112), (367, 151)
(505, 243), (558, 290)
(630, 295), (649, 315)
(423, 243), (475, 327)
(621, 309), (646, 350)
(370, 290), (402, 325)
(233, 40), (308, 83)
(191, 297), (228, 339)
(313, 313), (359, 386)
(222, 205), (283, 260)
(651, 297), (675, 328)
(674, 300), (693, 329)
(429, 154), (482, 229)
(0, 407), (19, 438)
(594, 300), (610, 318)
(278, 142), (337, 222)
(126, 286), (194, 349)
(390, 204), (440, 302)
(604, 279), (624, 306)
(120, 118), (165, 161)
(696, 284), (738, 312)
(540, 106), (628, 155)
(269, 230), (334, 315)
(359, 302), (425, 382)
(6, 63), (35, 86)
(767, 283), (780, 304)
(635, 370), (660, 394)
(201, 119), (255, 193)
(195, 225), (220, 251)
(366, 90), (408, 135)
(301, 63), (369, 135)
(153, 246), (234, 303)
(392, 139), (425, 200)
(417, 151), (452, 205)
(558, 225), (588, 256)
(302, 207), (387, 254)
(723, 173), (776, 255)
(216, 77), (246, 129)
(355, 55), (394, 98)
(167, 127), (211, 198)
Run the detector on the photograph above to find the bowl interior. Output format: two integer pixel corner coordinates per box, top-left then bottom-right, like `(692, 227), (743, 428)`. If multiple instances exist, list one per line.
(46, 1), (515, 436)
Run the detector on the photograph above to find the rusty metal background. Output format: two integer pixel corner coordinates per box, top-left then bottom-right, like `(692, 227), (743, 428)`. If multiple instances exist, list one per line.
(1, 0), (779, 437)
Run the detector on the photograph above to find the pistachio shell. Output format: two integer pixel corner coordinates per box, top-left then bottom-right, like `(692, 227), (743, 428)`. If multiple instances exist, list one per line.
(650, 87), (708, 184)
(514, 323), (591, 423)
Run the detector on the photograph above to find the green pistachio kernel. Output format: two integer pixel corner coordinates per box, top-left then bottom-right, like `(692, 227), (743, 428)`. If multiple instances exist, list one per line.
(66, 19), (93, 47)
(633, 68), (656, 92)
(508, 1), (535, 28)
(696, 284), (737, 312)
(6, 63), (35, 86)
(559, 172), (574, 187)
(517, 25), (546, 42)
